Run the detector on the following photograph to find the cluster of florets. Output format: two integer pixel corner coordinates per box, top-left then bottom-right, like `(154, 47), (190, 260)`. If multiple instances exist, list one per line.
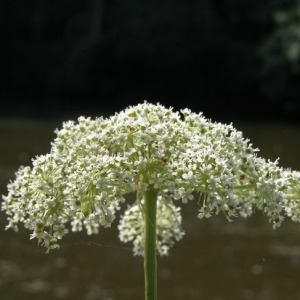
(118, 201), (184, 256)
(2, 102), (300, 254)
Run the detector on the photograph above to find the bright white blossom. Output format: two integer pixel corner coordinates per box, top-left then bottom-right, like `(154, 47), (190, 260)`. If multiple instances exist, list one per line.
(2, 101), (300, 255)
(118, 201), (184, 256)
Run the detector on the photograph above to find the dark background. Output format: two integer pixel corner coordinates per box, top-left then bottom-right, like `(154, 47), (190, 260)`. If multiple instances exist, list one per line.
(1, 0), (300, 122)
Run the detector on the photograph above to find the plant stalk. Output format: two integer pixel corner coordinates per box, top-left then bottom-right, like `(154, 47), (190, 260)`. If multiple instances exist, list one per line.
(144, 186), (158, 300)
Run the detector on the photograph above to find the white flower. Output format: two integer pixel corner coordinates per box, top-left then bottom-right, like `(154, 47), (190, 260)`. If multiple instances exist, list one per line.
(118, 201), (184, 256)
(1, 101), (300, 254)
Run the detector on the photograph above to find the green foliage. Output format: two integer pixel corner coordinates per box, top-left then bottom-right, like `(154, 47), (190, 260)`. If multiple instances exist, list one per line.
(260, 0), (300, 102)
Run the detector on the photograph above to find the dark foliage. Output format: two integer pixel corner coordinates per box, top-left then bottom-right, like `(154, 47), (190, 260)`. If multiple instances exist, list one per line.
(1, 0), (299, 122)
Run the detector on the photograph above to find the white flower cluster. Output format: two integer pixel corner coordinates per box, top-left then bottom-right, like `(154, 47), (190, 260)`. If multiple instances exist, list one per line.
(118, 201), (184, 256)
(2, 101), (300, 254)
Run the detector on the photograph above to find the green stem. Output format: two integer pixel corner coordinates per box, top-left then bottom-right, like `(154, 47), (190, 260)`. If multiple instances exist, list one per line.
(144, 186), (158, 300)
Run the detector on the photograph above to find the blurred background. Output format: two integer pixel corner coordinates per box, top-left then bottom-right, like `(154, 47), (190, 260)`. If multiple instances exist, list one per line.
(1, 1), (300, 299)
(1, 0), (300, 122)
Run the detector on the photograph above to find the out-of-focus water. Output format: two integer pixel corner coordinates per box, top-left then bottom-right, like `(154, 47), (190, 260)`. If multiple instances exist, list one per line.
(1, 118), (300, 300)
